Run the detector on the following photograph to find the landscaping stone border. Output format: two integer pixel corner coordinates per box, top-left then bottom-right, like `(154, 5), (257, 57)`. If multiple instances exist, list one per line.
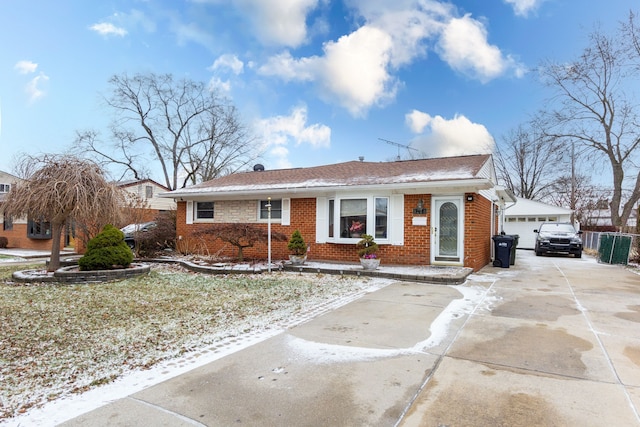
(11, 263), (151, 284)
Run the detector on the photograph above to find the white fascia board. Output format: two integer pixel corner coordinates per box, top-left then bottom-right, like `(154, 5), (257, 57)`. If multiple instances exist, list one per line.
(160, 178), (494, 200)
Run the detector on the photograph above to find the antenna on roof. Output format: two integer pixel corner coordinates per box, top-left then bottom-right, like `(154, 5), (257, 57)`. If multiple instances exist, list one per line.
(378, 138), (421, 160)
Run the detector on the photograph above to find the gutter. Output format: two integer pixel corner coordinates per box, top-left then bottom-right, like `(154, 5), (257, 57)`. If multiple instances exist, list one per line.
(159, 178), (495, 200)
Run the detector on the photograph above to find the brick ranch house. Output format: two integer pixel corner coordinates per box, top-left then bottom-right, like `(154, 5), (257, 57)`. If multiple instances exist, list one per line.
(162, 154), (515, 271)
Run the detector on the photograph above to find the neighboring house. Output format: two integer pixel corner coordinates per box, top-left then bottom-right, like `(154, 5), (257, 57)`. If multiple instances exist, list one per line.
(0, 170), (59, 250)
(161, 154), (516, 271)
(503, 197), (574, 249)
(118, 179), (176, 223)
(0, 174), (176, 251)
(584, 209), (637, 229)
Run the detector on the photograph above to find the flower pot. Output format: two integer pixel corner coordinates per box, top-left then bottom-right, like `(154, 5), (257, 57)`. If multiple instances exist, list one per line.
(360, 258), (380, 270)
(289, 254), (307, 265)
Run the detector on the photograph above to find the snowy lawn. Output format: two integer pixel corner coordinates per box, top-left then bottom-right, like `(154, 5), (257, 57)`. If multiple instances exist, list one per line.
(0, 262), (384, 421)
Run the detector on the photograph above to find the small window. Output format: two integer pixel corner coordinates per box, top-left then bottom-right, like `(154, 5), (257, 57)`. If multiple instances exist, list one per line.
(195, 202), (214, 219)
(507, 217), (516, 222)
(328, 199), (335, 238)
(375, 197), (388, 239)
(145, 185), (153, 198)
(259, 199), (282, 219)
(0, 184), (10, 193)
(517, 217), (526, 222)
(538, 217), (546, 222)
(27, 219), (52, 239)
(528, 217), (536, 222)
(548, 217), (557, 222)
(3, 215), (13, 231)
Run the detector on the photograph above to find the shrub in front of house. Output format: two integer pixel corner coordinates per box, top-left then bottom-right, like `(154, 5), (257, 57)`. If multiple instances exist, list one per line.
(287, 230), (307, 256)
(79, 224), (134, 271)
(135, 212), (177, 256)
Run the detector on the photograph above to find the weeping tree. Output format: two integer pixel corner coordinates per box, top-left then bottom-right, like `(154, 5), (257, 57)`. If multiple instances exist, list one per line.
(3, 155), (123, 271)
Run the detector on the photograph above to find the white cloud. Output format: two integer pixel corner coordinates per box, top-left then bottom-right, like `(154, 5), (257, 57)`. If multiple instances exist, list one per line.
(504, 0), (544, 17)
(26, 72), (50, 104)
(255, 105), (331, 168)
(236, 0), (320, 47)
(208, 77), (232, 94)
(406, 111), (495, 157)
(260, 26), (397, 117)
(172, 21), (214, 48)
(210, 54), (244, 75)
(14, 60), (38, 74)
(437, 14), (523, 83)
(89, 22), (128, 37)
(405, 109), (432, 134)
(258, 2), (524, 117)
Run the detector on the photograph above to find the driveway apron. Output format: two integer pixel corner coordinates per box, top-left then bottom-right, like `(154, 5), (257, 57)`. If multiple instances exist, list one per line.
(59, 251), (640, 426)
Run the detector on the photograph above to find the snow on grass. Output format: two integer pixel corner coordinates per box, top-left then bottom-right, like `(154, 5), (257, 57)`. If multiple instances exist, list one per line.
(0, 263), (391, 422)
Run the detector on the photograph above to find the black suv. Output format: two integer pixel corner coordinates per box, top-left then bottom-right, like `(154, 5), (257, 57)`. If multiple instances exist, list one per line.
(534, 222), (583, 258)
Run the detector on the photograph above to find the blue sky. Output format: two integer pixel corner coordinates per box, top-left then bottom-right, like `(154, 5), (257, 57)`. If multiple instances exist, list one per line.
(0, 0), (636, 181)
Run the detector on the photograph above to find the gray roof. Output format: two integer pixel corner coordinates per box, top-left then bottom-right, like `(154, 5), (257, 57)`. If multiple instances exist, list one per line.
(163, 154), (495, 199)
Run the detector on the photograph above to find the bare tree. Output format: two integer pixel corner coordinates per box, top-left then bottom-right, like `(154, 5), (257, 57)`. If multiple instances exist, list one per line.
(3, 155), (123, 271)
(494, 121), (565, 200)
(75, 73), (261, 190)
(546, 174), (602, 224)
(539, 13), (640, 228)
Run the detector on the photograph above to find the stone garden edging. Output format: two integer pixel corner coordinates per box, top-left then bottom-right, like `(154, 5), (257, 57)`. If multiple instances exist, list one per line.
(11, 263), (151, 284)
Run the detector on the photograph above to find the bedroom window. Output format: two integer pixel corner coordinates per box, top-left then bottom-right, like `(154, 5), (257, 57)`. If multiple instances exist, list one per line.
(259, 199), (282, 219)
(195, 202), (214, 219)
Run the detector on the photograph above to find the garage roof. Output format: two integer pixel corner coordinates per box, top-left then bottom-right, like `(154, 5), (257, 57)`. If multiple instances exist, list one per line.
(506, 197), (573, 216)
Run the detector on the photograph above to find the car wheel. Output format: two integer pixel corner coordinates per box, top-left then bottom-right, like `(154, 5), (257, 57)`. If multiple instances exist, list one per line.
(535, 250), (541, 256)
(575, 251), (582, 258)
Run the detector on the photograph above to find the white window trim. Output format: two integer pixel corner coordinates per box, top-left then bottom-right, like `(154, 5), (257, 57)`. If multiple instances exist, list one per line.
(192, 201), (215, 223)
(256, 199), (287, 224)
(323, 194), (397, 244)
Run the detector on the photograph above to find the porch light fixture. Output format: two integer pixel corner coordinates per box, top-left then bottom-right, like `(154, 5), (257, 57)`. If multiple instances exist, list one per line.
(466, 195), (474, 202)
(413, 198), (427, 215)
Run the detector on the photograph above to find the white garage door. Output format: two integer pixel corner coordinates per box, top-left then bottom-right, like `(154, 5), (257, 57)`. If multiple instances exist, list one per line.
(503, 216), (562, 249)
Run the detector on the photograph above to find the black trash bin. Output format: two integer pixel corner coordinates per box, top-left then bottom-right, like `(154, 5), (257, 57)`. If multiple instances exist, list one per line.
(509, 234), (519, 265)
(492, 235), (514, 268)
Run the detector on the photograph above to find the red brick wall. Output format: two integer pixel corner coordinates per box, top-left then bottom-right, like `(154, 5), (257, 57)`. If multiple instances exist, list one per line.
(463, 193), (493, 271)
(175, 194), (493, 270)
(0, 223), (63, 251)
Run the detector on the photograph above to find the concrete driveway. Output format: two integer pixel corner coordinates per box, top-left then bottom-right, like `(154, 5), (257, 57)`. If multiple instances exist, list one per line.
(60, 250), (640, 426)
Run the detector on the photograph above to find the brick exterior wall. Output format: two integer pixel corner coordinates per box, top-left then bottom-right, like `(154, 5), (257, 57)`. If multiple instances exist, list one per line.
(175, 193), (495, 271)
(463, 193), (493, 271)
(0, 223), (68, 251)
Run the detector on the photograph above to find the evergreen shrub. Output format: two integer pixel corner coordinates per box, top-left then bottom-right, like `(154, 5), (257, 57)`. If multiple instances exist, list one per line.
(79, 224), (134, 271)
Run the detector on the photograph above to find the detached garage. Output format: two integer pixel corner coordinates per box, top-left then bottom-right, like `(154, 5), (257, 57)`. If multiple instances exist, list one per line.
(503, 198), (573, 249)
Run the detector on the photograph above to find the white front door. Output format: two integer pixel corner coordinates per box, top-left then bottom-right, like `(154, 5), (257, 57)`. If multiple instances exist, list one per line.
(432, 196), (464, 265)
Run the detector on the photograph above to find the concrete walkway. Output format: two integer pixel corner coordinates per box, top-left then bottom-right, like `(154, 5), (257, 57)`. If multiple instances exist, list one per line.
(51, 250), (640, 426)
